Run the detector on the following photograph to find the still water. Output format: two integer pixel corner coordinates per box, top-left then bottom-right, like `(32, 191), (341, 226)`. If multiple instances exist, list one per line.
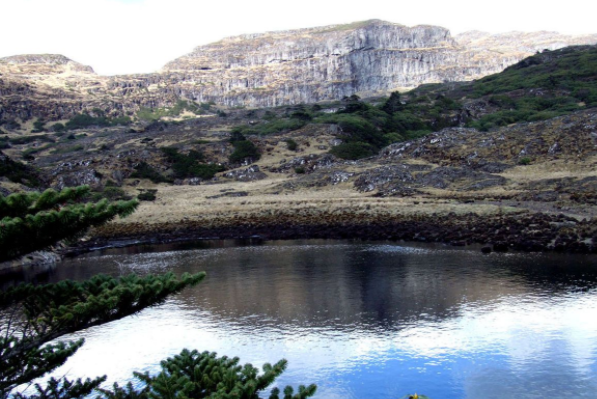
(6, 240), (597, 399)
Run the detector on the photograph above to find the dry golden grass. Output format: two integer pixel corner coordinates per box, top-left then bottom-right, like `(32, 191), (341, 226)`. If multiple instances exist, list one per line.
(499, 157), (597, 182)
(117, 176), (518, 228)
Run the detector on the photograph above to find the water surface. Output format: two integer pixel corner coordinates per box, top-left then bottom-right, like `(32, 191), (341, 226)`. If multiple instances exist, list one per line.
(6, 240), (597, 399)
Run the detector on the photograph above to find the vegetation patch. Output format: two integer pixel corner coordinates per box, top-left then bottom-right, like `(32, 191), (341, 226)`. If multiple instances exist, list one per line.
(65, 112), (132, 130)
(130, 161), (172, 183)
(137, 100), (204, 121)
(51, 144), (84, 154)
(137, 189), (158, 201)
(0, 152), (42, 186)
(161, 147), (225, 179)
(229, 139), (261, 164)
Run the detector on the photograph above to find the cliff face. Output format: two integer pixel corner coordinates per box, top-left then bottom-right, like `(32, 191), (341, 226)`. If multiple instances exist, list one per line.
(158, 20), (597, 107)
(1, 20), (597, 124)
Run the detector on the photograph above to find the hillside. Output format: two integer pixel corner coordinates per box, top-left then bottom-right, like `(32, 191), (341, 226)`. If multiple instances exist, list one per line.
(1, 20), (596, 127)
(2, 42), (597, 252)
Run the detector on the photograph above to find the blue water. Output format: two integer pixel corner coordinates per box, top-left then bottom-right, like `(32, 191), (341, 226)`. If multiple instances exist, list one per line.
(7, 240), (597, 399)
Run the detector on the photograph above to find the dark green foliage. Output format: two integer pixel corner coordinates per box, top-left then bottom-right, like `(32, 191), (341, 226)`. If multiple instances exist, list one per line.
(382, 91), (404, 114)
(100, 350), (316, 399)
(519, 157), (531, 165)
(11, 377), (107, 399)
(472, 46), (597, 99)
(231, 119), (305, 136)
(0, 186), (207, 398)
(0, 272), (206, 398)
(51, 123), (66, 133)
(137, 189), (157, 202)
(310, 92), (440, 159)
(289, 110), (313, 121)
(229, 131), (247, 143)
(51, 145), (84, 155)
(294, 166), (306, 174)
(0, 185), (315, 399)
(285, 139), (298, 151)
(0, 152), (42, 187)
(457, 45), (597, 130)
(21, 144), (53, 159)
(9, 135), (54, 145)
(329, 142), (376, 160)
(32, 120), (46, 133)
(137, 100), (203, 122)
(0, 121), (21, 131)
(0, 186), (138, 262)
(64, 113), (131, 131)
(314, 113), (388, 159)
(130, 162), (171, 184)
(187, 163), (226, 179)
(229, 140), (261, 164)
(161, 147), (225, 179)
(98, 187), (131, 201)
(338, 95), (369, 114)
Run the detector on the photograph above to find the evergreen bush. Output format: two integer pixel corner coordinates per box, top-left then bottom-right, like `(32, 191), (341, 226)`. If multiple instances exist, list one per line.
(0, 186), (316, 399)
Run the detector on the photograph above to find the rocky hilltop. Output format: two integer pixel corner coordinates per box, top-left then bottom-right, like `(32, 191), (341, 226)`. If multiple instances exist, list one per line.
(160, 20), (597, 106)
(0, 54), (95, 76)
(1, 20), (597, 124)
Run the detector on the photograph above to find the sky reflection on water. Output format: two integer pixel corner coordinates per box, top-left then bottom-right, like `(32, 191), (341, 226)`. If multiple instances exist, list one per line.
(7, 240), (597, 399)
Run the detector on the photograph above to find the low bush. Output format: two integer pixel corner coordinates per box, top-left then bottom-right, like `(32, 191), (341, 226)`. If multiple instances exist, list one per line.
(286, 139), (298, 151)
(130, 162), (172, 183)
(329, 142), (376, 160)
(137, 189), (157, 201)
(229, 140), (260, 164)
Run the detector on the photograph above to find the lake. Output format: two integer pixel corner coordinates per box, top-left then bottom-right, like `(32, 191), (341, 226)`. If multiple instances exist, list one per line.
(5, 240), (597, 399)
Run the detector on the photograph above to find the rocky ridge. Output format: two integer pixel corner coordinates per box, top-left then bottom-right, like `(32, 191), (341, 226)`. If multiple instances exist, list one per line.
(1, 20), (597, 124)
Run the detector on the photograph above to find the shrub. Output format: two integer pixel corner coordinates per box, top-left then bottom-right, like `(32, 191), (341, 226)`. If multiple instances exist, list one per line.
(519, 157), (531, 165)
(286, 139), (298, 151)
(229, 140), (261, 164)
(51, 144), (84, 154)
(130, 162), (171, 183)
(64, 113), (131, 130)
(32, 119), (46, 133)
(231, 118), (305, 136)
(329, 142), (376, 160)
(137, 189), (157, 201)
(137, 100), (202, 121)
(0, 152), (42, 186)
(51, 122), (66, 132)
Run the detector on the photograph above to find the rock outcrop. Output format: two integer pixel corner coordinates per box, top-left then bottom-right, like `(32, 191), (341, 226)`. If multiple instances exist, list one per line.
(0, 54), (95, 76)
(160, 20), (597, 106)
(1, 20), (597, 122)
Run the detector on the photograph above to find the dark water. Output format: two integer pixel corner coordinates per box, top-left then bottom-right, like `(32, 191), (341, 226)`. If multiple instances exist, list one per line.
(5, 240), (597, 399)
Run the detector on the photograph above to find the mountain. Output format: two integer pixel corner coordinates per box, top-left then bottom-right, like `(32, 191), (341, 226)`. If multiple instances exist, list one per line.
(1, 20), (596, 127)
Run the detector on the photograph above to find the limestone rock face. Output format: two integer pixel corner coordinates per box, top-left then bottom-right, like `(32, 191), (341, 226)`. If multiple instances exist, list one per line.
(159, 20), (597, 107)
(0, 54), (95, 75)
(1, 20), (597, 123)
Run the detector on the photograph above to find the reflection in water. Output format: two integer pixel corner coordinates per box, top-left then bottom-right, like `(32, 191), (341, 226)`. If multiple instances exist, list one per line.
(5, 240), (597, 399)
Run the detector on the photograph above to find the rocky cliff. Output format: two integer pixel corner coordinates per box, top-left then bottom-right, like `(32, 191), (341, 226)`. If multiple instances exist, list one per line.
(160, 20), (597, 107)
(1, 20), (597, 124)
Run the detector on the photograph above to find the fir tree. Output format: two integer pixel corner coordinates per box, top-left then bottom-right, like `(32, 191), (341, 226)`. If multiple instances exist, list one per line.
(0, 186), (316, 399)
(0, 186), (138, 262)
(382, 91), (404, 115)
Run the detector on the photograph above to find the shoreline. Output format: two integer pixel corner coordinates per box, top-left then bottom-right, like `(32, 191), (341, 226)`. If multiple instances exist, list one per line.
(69, 210), (597, 255)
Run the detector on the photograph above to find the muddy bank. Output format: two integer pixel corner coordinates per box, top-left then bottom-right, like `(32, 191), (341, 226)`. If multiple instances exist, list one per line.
(71, 211), (597, 254)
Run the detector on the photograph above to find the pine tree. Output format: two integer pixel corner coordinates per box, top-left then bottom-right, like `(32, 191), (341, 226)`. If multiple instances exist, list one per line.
(382, 91), (404, 115)
(0, 186), (138, 262)
(0, 186), (315, 399)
